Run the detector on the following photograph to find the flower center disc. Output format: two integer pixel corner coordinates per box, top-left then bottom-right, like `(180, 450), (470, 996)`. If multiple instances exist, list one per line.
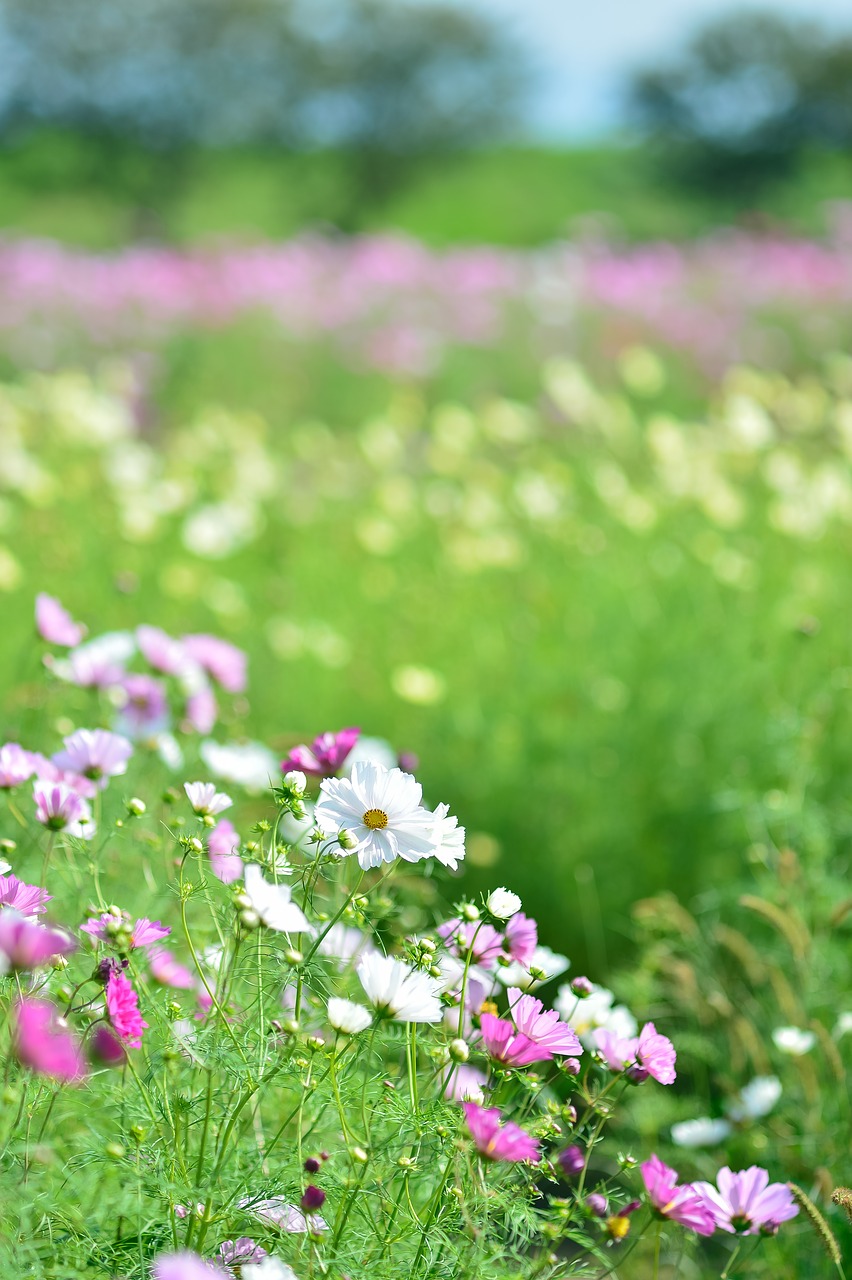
(363, 807), (389, 830)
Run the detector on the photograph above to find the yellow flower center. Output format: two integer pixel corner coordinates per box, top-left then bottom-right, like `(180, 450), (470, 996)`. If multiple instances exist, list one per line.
(363, 808), (389, 830)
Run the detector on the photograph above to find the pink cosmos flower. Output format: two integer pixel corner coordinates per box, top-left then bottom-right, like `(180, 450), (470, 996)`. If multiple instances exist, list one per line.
(438, 918), (505, 967)
(115, 673), (169, 737)
(0, 743), (35, 788)
(504, 911), (538, 964)
(692, 1167), (799, 1235)
(443, 1063), (488, 1103)
(184, 781), (232, 816)
(53, 729), (133, 783)
(14, 998), (87, 1082)
(641, 1155), (716, 1235)
(35, 593), (86, 647)
(28, 753), (98, 800)
(0, 874), (50, 916)
(245, 1196), (327, 1234)
(0, 910), (76, 969)
(90, 1025), (126, 1066)
(479, 1011), (553, 1067)
(106, 971), (148, 1048)
(182, 634), (248, 693)
(281, 726), (360, 776)
(463, 1102), (540, 1163)
(33, 781), (94, 838)
(81, 913), (170, 950)
(207, 818), (244, 883)
(508, 988), (583, 1057)
(137, 625), (191, 677)
(595, 1021), (677, 1084)
(152, 1254), (229, 1280)
(184, 684), (218, 735)
(149, 947), (195, 989)
(218, 1238), (267, 1268)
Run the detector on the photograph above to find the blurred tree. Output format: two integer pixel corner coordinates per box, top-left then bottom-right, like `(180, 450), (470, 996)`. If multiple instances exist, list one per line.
(0, 0), (527, 228)
(630, 10), (852, 196)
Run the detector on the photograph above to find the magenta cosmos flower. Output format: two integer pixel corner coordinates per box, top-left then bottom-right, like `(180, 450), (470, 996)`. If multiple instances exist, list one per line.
(508, 988), (582, 1057)
(81, 912), (170, 950)
(14, 998), (87, 1082)
(0, 874), (50, 916)
(641, 1155), (716, 1235)
(106, 971), (148, 1048)
(692, 1167), (799, 1235)
(281, 726), (360, 776)
(479, 1011), (553, 1068)
(207, 818), (244, 883)
(0, 911), (76, 970)
(152, 1254), (229, 1280)
(182, 634), (248, 693)
(35, 593), (86, 647)
(53, 729), (133, 784)
(595, 1021), (676, 1084)
(33, 780), (94, 838)
(463, 1102), (540, 1163)
(0, 743), (36, 789)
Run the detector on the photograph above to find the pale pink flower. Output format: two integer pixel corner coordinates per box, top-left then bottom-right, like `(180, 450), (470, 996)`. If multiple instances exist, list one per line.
(137, 625), (191, 677)
(218, 1238), (268, 1269)
(245, 1196), (327, 1234)
(28, 753), (98, 800)
(479, 1011), (553, 1067)
(33, 780), (94, 838)
(152, 1254), (229, 1280)
(692, 1167), (799, 1235)
(504, 912), (538, 964)
(443, 1063), (487, 1104)
(14, 997), (87, 1082)
(36, 593), (86, 647)
(115, 673), (170, 737)
(184, 781), (232, 816)
(182, 634), (248, 693)
(0, 910), (76, 969)
(106, 971), (148, 1048)
(595, 1021), (676, 1084)
(53, 729), (133, 783)
(282, 726), (360, 776)
(207, 818), (244, 883)
(184, 685), (218, 735)
(641, 1155), (716, 1235)
(0, 874), (50, 916)
(438, 918), (504, 967)
(149, 948), (195, 989)
(508, 988), (582, 1057)
(463, 1102), (540, 1163)
(81, 913), (170, 950)
(0, 743), (35, 789)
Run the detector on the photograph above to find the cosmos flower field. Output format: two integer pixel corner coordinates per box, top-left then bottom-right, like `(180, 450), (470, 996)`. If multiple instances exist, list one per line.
(0, 221), (850, 1277)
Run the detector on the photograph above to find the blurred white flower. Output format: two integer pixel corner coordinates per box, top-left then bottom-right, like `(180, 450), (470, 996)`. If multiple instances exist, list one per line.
(327, 997), (372, 1035)
(344, 736), (398, 773)
(554, 982), (637, 1044)
(727, 1075), (782, 1122)
(834, 1012), (852, 1039)
(671, 1117), (732, 1148)
(498, 945), (570, 991)
(200, 740), (277, 792)
(772, 1026), (815, 1056)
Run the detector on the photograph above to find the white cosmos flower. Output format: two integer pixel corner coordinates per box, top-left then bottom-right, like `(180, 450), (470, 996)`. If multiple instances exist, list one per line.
(554, 982), (637, 1042)
(835, 1012), (852, 1039)
(357, 953), (443, 1023)
(671, 1117), (732, 1147)
(328, 997), (373, 1034)
(184, 781), (232, 816)
(243, 865), (313, 935)
(315, 762), (439, 869)
(727, 1075), (782, 1122)
(772, 1025), (815, 1055)
(200, 739), (278, 792)
(430, 802), (465, 870)
(317, 923), (373, 965)
(497, 944), (570, 991)
(486, 887), (521, 919)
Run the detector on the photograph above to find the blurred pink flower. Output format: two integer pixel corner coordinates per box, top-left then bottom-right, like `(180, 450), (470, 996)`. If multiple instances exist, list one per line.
(503, 911), (538, 964)
(463, 1102), (539, 1163)
(35, 593), (86, 647)
(281, 726), (360, 776)
(115, 673), (170, 737)
(0, 910), (76, 970)
(443, 1063), (487, 1103)
(90, 1025), (126, 1066)
(641, 1155), (715, 1235)
(595, 1021), (676, 1084)
(149, 947), (195, 989)
(106, 971), (148, 1048)
(183, 634), (248, 693)
(208, 818), (244, 883)
(137, 625), (191, 677)
(81, 913), (170, 950)
(14, 997), (87, 1082)
(0, 874), (50, 916)
(184, 684), (218, 735)
(0, 743), (35, 788)
(53, 728), (133, 783)
(245, 1196), (327, 1234)
(152, 1254), (228, 1280)
(692, 1167), (799, 1235)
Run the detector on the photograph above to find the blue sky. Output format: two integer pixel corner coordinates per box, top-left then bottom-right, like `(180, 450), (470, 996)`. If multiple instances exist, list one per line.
(460, 0), (852, 137)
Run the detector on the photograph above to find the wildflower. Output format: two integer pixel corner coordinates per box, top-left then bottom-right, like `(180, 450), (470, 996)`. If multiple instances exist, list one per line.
(149, 948), (195, 989)
(463, 1102), (540, 1163)
(182, 633), (248, 692)
(443, 1063), (487, 1104)
(218, 1239), (268, 1270)
(33, 781), (94, 838)
(503, 910), (537, 964)
(106, 971), (148, 1048)
(327, 996), (372, 1034)
(81, 912), (170, 950)
(356, 952), (442, 1023)
(243, 865), (312, 935)
(487, 887), (522, 919)
(558, 1145), (586, 1176)
(316, 761), (443, 868)
(317, 923), (372, 965)
(53, 729), (133, 783)
(184, 781), (233, 817)
(152, 1254), (229, 1280)
(595, 1022), (676, 1084)
(246, 1197), (327, 1234)
(0, 743), (35, 789)
(300, 1186), (326, 1212)
(36, 593), (86, 647)
(185, 685), (218, 735)
(90, 1025), (126, 1066)
(208, 818), (244, 883)
(479, 1012), (553, 1067)
(430, 802), (466, 870)
(30, 753), (98, 800)
(587, 1193), (608, 1217)
(671, 1118), (732, 1147)
(727, 1076), (782, 1122)
(115, 673), (169, 737)
(200, 740), (277, 792)
(641, 1155), (716, 1235)
(692, 1167), (799, 1235)
(555, 982), (636, 1041)
(571, 976), (594, 997)
(14, 998), (87, 1082)
(0, 874), (50, 916)
(242, 1261), (298, 1280)
(0, 911), (76, 970)
(508, 988), (583, 1056)
(438, 918), (504, 967)
(137, 625), (192, 677)
(282, 727), (360, 776)
(772, 1026), (816, 1055)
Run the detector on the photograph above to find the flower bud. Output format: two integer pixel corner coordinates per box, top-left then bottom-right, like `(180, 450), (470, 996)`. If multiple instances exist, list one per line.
(561, 1058), (581, 1077)
(284, 947), (303, 965)
(304, 1156), (321, 1174)
(239, 909), (261, 930)
(557, 1145), (585, 1176)
(283, 770), (307, 795)
(126, 798), (146, 817)
(349, 1146), (368, 1163)
(486, 888), (522, 919)
(448, 1038), (470, 1064)
(586, 1193), (608, 1217)
(571, 976), (593, 998)
(188, 837), (203, 854)
(338, 829), (358, 850)
(460, 902), (480, 922)
(105, 1142), (125, 1160)
(300, 1185), (326, 1213)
